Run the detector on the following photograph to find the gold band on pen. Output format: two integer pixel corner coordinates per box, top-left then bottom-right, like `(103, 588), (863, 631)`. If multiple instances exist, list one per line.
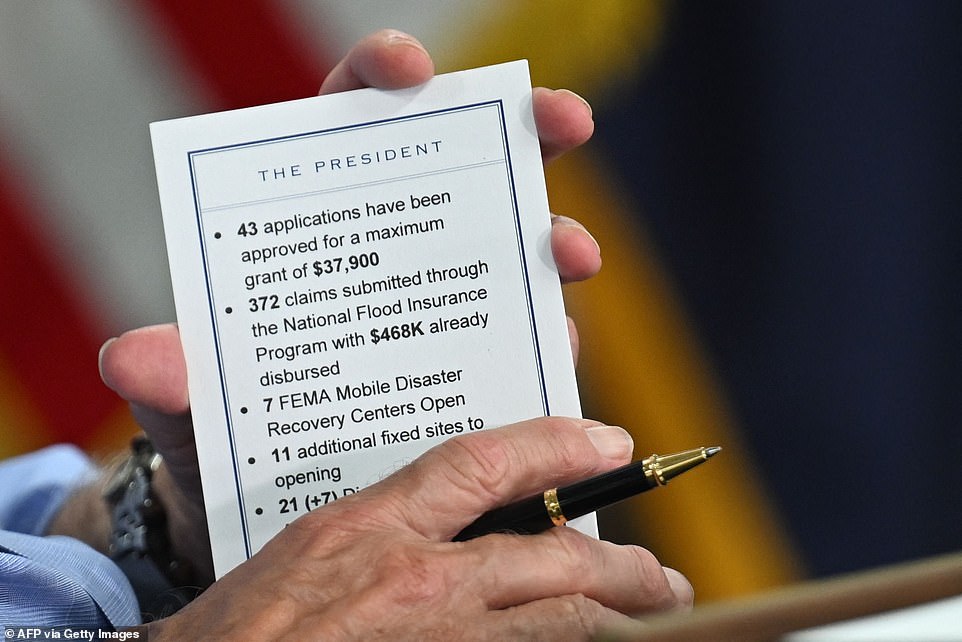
(543, 488), (567, 527)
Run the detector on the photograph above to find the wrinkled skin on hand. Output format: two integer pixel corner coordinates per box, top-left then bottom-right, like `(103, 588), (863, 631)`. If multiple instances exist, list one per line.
(146, 419), (691, 641)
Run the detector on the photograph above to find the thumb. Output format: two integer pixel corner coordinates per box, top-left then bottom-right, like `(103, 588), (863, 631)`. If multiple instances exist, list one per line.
(99, 324), (201, 504)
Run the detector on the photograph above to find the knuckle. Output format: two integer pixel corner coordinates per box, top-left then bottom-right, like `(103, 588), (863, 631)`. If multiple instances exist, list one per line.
(375, 541), (453, 605)
(281, 514), (354, 557)
(548, 528), (598, 576)
(533, 416), (592, 477)
(430, 432), (515, 503)
(554, 593), (606, 636)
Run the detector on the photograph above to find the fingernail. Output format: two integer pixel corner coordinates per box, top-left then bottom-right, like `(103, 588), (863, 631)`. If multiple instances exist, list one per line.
(664, 567), (694, 610)
(585, 425), (633, 460)
(385, 30), (426, 51)
(98, 337), (117, 383)
(558, 88), (592, 117)
(552, 215), (601, 256)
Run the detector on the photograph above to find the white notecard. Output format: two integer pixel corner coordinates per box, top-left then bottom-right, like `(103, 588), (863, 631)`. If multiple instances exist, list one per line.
(150, 61), (587, 577)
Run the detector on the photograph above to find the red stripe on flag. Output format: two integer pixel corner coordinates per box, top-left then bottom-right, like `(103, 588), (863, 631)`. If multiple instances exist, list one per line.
(137, 0), (334, 110)
(0, 152), (118, 446)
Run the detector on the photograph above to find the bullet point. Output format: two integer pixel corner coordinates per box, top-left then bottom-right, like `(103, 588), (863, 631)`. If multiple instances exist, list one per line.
(240, 407), (248, 414)
(255, 507), (263, 515)
(225, 307), (233, 314)
(247, 457), (255, 464)
(214, 232), (222, 239)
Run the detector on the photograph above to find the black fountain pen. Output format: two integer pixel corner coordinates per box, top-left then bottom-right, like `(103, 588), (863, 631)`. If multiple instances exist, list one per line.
(453, 446), (721, 541)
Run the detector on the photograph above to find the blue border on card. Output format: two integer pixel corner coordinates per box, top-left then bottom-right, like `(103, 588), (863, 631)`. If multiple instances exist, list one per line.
(186, 100), (549, 560)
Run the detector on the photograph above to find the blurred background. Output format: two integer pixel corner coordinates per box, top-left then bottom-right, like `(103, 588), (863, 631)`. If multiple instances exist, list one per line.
(1, 1), (959, 602)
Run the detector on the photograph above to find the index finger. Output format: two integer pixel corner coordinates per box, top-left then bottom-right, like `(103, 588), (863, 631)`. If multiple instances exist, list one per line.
(370, 417), (635, 541)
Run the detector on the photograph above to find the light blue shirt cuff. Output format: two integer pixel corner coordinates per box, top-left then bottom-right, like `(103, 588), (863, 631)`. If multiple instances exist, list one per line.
(0, 530), (140, 628)
(0, 444), (97, 535)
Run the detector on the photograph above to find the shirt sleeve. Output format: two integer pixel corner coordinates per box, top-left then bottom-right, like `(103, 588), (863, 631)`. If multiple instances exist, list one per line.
(0, 444), (95, 535)
(0, 446), (141, 629)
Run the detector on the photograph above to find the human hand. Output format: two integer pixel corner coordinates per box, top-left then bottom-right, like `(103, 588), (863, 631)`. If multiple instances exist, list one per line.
(317, 29), (601, 361)
(143, 418), (690, 640)
(99, 29), (601, 583)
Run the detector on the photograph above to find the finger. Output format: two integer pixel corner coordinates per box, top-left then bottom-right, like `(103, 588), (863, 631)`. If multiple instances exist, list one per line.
(552, 214), (602, 283)
(377, 418), (634, 540)
(533, 87), (594, 164)
(319, 29), (434, 95)
(99, 323), (189, 415)
(99, 324), (201, 500)
(663, 567), (695, 611)
(567, 316), (580, 365)
(487, 594), (638, 641)
(468, 528), (689, 614)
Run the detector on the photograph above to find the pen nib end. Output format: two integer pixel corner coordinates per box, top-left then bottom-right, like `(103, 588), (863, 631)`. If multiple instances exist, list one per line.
(704, 446), (722, 458)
